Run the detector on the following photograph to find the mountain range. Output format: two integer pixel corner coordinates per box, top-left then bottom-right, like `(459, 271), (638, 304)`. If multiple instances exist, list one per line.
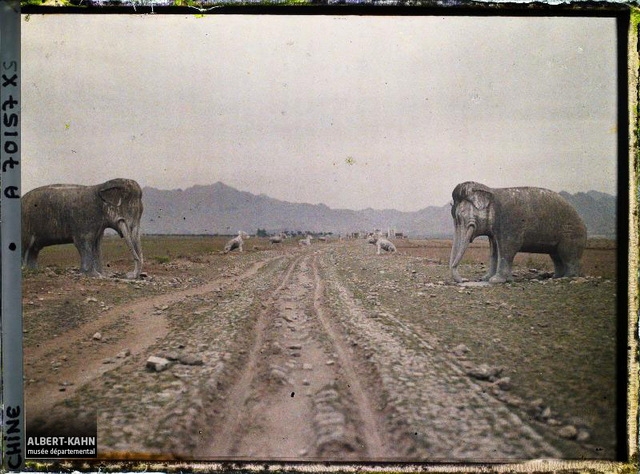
(140, 182), (617, 239)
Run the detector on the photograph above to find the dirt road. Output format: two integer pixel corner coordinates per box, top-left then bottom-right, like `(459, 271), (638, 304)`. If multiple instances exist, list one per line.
(22, 239), (618, 462)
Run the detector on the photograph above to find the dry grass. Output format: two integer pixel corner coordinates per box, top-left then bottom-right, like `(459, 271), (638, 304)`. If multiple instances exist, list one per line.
(28, 235), (617, 280)
(395, 238), (617, 279)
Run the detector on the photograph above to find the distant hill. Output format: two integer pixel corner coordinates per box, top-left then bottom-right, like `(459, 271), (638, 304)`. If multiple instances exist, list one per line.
(559, 191), (617, 239)
(141, 182), (617, 239)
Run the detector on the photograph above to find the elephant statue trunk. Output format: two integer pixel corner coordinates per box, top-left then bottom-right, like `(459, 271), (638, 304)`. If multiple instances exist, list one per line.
(449, 181), (587, 284)
(449, 222), (476, 283)
(22, 178), (145, 279)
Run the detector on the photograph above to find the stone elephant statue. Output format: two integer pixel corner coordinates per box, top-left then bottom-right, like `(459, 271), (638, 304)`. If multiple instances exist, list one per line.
(22, 178), (144, 279)
(449, 181), (587, 283)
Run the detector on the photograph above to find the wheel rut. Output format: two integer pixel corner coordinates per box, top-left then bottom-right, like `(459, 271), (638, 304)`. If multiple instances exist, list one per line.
(199, 250), (395, 460)
(199, 253), (304, 458)
(310, 254), (389, 458)
(318, 248), (563, 461)
(25, 257), (278, 426)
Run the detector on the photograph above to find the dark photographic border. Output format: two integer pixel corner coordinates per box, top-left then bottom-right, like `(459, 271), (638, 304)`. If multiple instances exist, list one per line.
(4, 3), (637, 473)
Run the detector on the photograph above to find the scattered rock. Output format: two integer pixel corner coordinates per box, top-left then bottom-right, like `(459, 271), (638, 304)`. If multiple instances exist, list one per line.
(116, 349), (131, 359)
(146, 356), (171, 372)
(459, 281), (490, 287)
(160, 352), (181, 361)
(179, 354), (204, 366)
(314, 411), (345, 426)
(529, 398), (544, 412)
(271, 342), (283, 354)
(494, 377), (511, 391)
(269, 366), (290, 384)
(558, 425), (578, 439)
(314, 388), (339, 404)
(539, 406), (552, 421)
(466, 364), (503, 381)
(577, 430), (591, 442)
(567, 416), (592, 429)
(452, 344), (469, 357)
(92, 332), (102, 341)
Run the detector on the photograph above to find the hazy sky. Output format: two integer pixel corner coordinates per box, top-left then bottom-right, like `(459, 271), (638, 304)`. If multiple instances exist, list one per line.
(21, 14), (618, 211)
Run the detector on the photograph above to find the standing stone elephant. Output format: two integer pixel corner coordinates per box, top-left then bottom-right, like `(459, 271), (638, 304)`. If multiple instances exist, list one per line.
(449, 181), (587, 283)
(22, 178), (144, 279)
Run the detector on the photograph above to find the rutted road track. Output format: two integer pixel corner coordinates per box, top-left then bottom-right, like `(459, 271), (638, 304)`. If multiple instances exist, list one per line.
(199, 252), (390, 460)
(316, 249), (561, 461)
(24, 241), (609, 461)
(24, 256), (280, 442)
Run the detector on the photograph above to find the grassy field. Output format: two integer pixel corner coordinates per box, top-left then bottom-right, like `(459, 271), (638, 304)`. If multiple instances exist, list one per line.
(29, 235), (618, 280)
(394, 238), (618, 279)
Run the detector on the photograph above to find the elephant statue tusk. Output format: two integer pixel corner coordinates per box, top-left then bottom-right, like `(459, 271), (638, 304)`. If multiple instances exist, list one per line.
(117, 219), (143, 279)
(450, 224), (475, 283)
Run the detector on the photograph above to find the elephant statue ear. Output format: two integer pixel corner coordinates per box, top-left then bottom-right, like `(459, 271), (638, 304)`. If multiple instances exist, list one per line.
(468, 187), (493, 210)
(454, 182), (493, 210)
(99, 184), (124, 207)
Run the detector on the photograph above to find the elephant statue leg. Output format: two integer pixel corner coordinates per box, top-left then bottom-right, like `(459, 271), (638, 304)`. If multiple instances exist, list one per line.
(557, 240), (583, 277)
(91, 233), (104, 274)
(563, 260), (581, 278)
(550, 254), (566, 278)
(23, 236), (41, 270)
(75, 238), (102, 277)
(481, 237), (499, 281)
(489, 241), (519, 283)
(489, 259), (511, 283)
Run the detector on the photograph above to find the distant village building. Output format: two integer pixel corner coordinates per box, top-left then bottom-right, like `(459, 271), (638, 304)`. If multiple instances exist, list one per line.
(386, 228), (406, 239)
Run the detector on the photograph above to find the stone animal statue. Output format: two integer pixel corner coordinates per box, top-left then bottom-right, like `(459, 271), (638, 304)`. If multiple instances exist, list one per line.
(224, 231), (249, 253)
(22, 178), (144, 279)
(299, 235), (313, 246)
(449, 181), (587, 283)
(269, 232), (286, 244)
(367, 233), (397, 255)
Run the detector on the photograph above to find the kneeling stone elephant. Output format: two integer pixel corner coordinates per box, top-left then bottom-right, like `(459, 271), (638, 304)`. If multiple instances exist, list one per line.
(449, 181), (587, 283)
(22, 178), (144, 279)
